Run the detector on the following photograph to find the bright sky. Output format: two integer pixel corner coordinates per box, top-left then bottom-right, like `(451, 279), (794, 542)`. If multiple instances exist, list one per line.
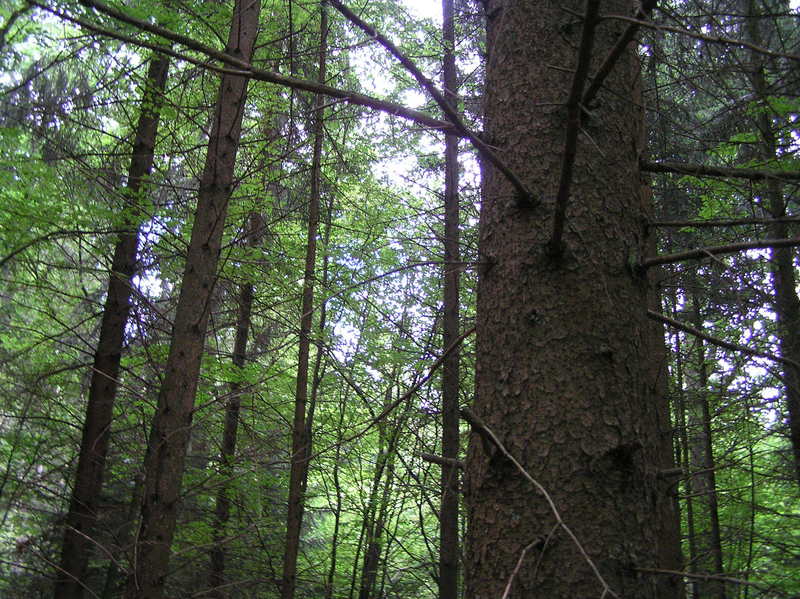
(402, 0), (442, 22)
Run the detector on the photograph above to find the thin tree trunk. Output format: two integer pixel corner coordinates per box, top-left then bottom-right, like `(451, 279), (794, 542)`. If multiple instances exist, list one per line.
(672, 322), (700, 598)
(280, 5), (328, 599)
(208, 211), (262, 598)
(54, 53), (170, 599)
(745, 0), (800, 484)
(358, 386), (403, 599)
(645, 186), (684, 598)
(358, 459), (394, 599)
(465, 1), (670, 596)
(687, 295), (725, 599)
(324, 392), (346, 599)
(100, 472), (143, 599)
(439, 1), (460, 598)
(123, 3), (260, 597)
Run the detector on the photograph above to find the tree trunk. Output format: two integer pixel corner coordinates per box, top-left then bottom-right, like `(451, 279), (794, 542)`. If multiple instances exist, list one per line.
(644, 187), (684, 597)
(208, 211), (262, 598)
(745, 0), (800, 485)
(123, 3), (260, 597)
(281, 5), (328, 599)
(686, 296), (725, 599)
(465, 1), (672, 597)
(439, 1), (460, 598)
(54, 53), (169, 599)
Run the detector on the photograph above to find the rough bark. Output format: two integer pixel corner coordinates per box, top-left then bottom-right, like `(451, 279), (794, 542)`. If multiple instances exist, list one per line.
(123, 3), (260, 597)
(439, 0), (460, 598)
(280, 5), (328, 599)
(465, 1), (672, 597)
(54, 53), (169, 599)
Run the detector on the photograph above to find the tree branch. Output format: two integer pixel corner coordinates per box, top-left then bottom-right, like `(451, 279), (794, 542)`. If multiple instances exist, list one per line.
(642, 160), (800, 181)
(420, 453), (464, 470)
(647, 310), (800, 370)
(606, 14), (800, 62)
(635, 568), (791, 596)
(550, 0), (601, 256)
(649, 216), (800, 228)
(641, 237), (800, 267)
(35, 0), (456, 134)
(328, 0), (536, 207)
(582, 0), (657, 110)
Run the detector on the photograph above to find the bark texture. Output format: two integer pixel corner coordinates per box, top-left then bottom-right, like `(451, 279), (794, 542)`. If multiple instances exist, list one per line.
(465, 1), (672, 597)
(123, 3), (260, 597)
(54, 53), (169, 599)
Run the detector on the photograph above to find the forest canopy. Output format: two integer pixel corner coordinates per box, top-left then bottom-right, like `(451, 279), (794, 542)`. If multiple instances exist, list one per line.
(0, 1), (798, 598)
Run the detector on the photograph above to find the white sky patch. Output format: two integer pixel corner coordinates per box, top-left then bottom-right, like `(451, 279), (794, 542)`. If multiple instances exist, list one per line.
(402, 0), (442, 22)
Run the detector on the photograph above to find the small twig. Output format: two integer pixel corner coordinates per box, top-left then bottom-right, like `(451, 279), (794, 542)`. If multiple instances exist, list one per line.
(647, 310), (800, 371)
(460, 407), (619, 598)
(641, 237), (800, 267)
(501, 525), (558, 599)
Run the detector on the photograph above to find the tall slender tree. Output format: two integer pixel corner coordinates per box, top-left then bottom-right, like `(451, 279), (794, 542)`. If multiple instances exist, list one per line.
(123, 2), (261, 597)
(744, 0), (800, 484)
(281, 4), (329, 598)
(54, 53), (170, 599)
(208, 210), (263, 598)
(439, 0), (461, 597)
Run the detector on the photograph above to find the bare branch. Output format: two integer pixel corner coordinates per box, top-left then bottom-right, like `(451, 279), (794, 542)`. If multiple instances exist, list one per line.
(34, 0), (456, 133)
(419, 453), (464, 470)
(607, 13), (800, 62)
(647, 310), (800, 370)
(550, 0), (602, 256)
(642, 237), (800, 267)
(642, 160), (800, 181)
(635, 568), (792, 596)
(650, 216), (800, 228)
(582, 0), (657, 110)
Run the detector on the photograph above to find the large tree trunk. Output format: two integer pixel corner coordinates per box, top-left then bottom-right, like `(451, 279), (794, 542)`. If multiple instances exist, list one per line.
(54, 53), (170, 599)
(465, 1), (673, 597)
(123, 3), (260, 597)
(439, 0), (460, 598)
(280, 5), (328, 599)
